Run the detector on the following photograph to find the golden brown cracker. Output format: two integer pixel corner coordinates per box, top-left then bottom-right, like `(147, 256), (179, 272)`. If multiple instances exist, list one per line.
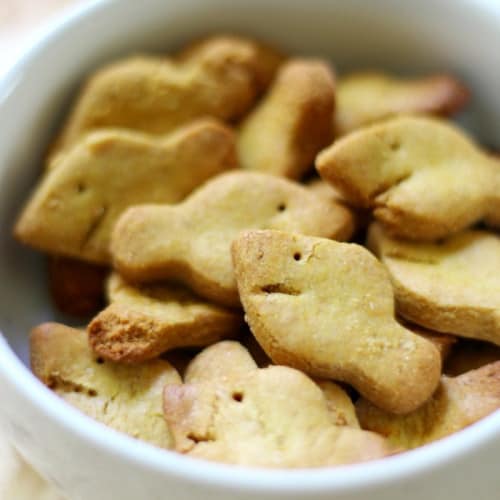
(231, 229), (441, 414)
(56, 35), (283, 150)
(238, 59), (335, 179)
(15, 119), (237, 263)
(306, 177), (371, 231)
(175, 34), (283, 91)
(398, 320), (456, 361)
(368, 223), (500, 345)
(334, 72), (469, 136)
(356, 362), (500, 449)
(111, 171), (354, 307)
(317, 115), (500, 240)
(88, 273), (242, 363)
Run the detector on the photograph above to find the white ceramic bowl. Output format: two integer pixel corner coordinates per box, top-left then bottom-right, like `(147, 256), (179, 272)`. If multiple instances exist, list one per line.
(1, 1), (499, 499)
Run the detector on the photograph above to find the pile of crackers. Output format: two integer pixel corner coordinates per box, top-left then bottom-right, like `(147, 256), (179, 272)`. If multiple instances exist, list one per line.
(15, 35), (500, 468)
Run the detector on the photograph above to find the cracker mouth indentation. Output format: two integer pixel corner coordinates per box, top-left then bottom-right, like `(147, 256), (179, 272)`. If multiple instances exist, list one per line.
(80, 204), (108, 250)
(259, 283), (301, 296)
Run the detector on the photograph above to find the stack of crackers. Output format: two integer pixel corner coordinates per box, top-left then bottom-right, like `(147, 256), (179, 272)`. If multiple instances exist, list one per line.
(14, 35), (500, 468)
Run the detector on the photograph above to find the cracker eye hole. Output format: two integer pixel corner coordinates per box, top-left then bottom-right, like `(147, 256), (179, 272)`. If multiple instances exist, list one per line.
(293, 252), (302, 261)
(389, 139), (401, 151)
(277, 203), (287, 212)
(187, 433), (202, 444)
(77, 182), (87, 193)
(96, 357), (105, 365)
(232, 391), (244, 402)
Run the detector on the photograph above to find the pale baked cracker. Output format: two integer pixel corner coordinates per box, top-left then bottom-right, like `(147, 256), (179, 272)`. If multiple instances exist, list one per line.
(306, 177), (349, 205)
(31, 322), (180, 448)
(183, 341), (259, 384)
(187, 341), (358, 427)
(164, 341), (394, 467)
(315, 380), (360, 428)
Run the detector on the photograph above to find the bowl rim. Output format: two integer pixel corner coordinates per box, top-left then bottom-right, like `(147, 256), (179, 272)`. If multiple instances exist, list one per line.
(2, 333), (500, 494)
(1, 0), (499, 494)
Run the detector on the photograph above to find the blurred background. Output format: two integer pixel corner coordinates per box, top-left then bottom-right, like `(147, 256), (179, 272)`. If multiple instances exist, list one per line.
(0, 3), (83, 498)
(0, 0), (84, 74)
